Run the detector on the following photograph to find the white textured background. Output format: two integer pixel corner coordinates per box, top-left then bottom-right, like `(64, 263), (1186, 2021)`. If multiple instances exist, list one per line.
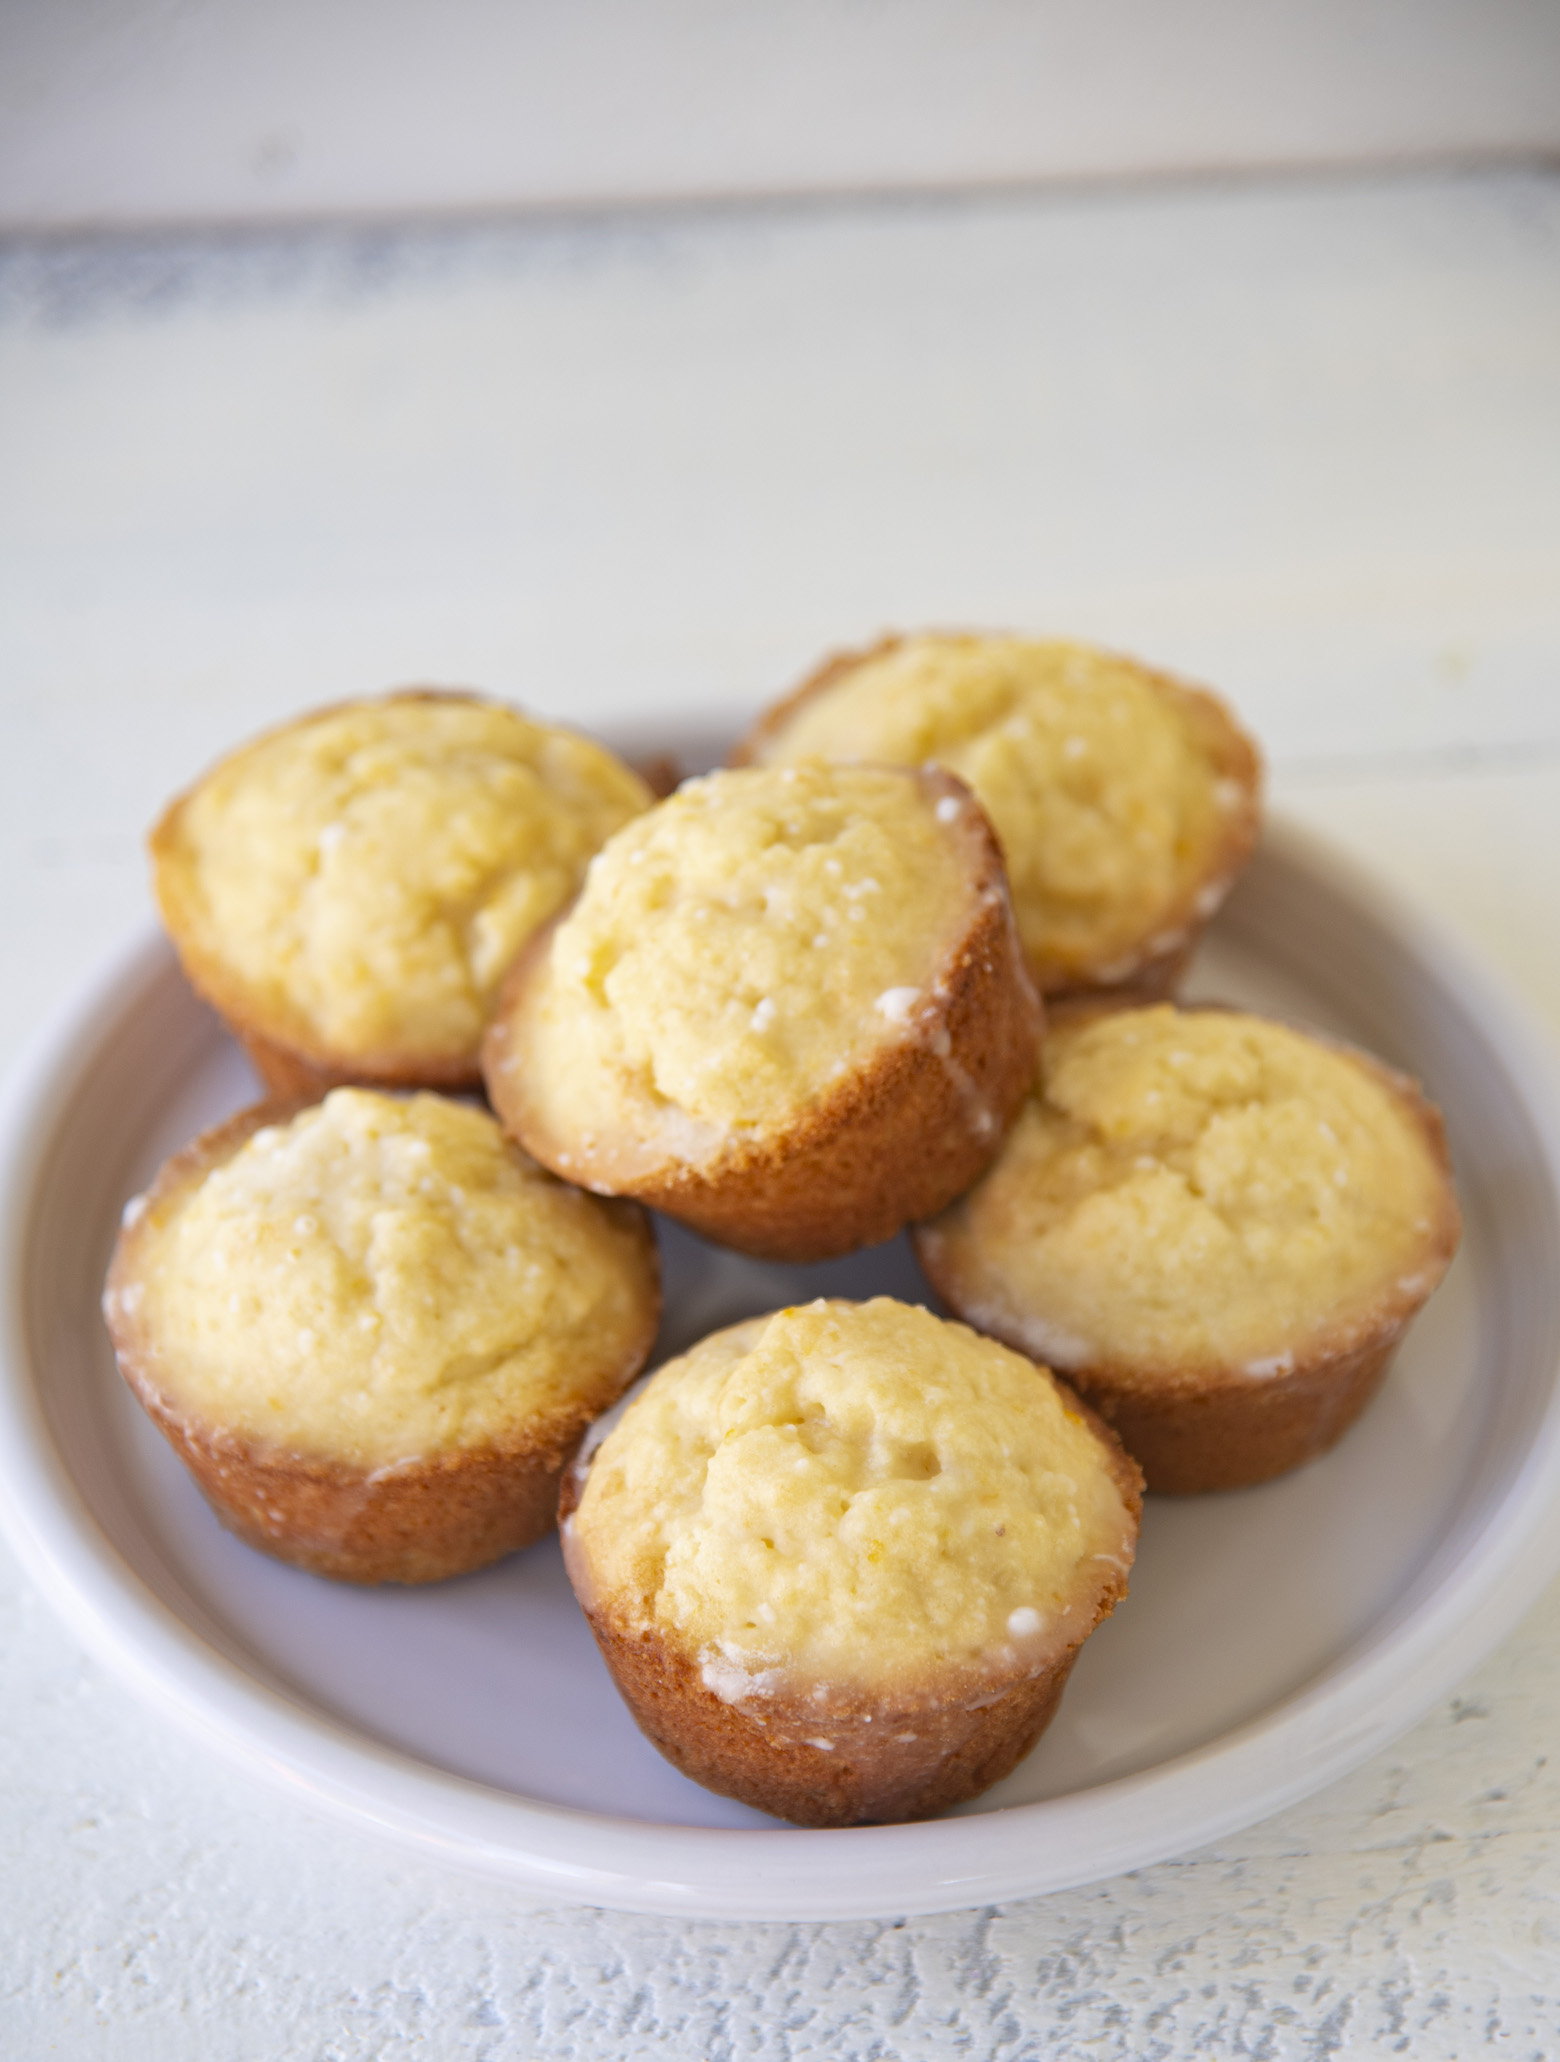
(6, 1567), (1556, 2055)
(3, 0), (1559, 230)
(3, 88), (1560, 2062)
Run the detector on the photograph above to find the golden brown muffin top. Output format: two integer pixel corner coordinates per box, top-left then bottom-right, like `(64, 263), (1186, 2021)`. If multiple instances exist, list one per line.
(500, 762), (983, 1161)
(152, 693), (651, 1075)
(105, 1090), (658, 1469)
(741, 634), (1259, 989)
(919, 1005), (1459, 1380)
(568, 1298), (1137, 1698)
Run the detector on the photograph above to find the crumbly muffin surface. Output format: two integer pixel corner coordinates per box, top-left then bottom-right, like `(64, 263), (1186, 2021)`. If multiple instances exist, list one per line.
(570, 1299), (1136, 1696)
(748, 636), (1252, 983)
(155, 695), (650, 1065)
(923, 1007), (1455, 1377)
(520, 764), (973, 1139)
(109, 1090), (656, 1468)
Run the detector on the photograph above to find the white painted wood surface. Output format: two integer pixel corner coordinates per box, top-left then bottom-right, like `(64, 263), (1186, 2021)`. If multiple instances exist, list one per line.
(2, 167), (1558, 2055)
(3, 0), (1559, 232)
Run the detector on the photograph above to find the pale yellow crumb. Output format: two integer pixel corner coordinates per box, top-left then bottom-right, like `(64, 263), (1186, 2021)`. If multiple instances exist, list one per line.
(519, 763), (972, 1139)
(925, 1006), (1451, 1374)
(119, 1090), (655, 1467)
(573, 1298), (1134, 1695)
(156, 695), (651, 1065)
(750, 636), (1249, 982)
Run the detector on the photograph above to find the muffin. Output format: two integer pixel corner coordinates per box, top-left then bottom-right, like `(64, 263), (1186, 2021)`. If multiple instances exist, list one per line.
(151, 691), (652, 1095)
(483, 762), (1041, 1263)
(562, 1298), (1141, 1826)
(102, 1089), (660, 1583)
(916, 1003), (1461, 1493)
(735, 633), (1262, 999)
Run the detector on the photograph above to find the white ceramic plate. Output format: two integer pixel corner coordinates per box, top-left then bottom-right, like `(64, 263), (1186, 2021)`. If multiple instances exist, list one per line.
(4, 808), (1560, 1920)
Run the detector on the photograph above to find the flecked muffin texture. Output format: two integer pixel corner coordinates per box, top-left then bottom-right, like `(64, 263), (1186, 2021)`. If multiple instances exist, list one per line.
(509, 761), (973, 1142)
(152, 692), (651, 1081)
(483, 760), (1041, 1260)
(739, 634), (1260, 992)
(569, 1298), (1137, 1698)
(106, 1088), (659, 1471)
(917, 1004), (1460, 1382)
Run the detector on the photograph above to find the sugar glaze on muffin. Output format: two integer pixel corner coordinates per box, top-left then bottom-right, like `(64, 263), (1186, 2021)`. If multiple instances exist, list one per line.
(917, 1004), (1461, 1492)
(104, 1089), (660, 1581)
(736, 633), (1261, 997)
(484, 762), (1041, 1261)
(563, 1298), (1140, 1825)
(152, 691), (651, 1092)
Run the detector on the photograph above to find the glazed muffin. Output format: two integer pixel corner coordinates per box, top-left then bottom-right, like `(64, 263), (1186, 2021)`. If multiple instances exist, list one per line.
(483, 762), (1041, 1262)
(562, 1298), (1141, 1826)
(735, 633), (1261, 999)
(916, 1003), (1461, 1493)
(152, 691), (652, 1094)
(103, 1089), (659, 1583)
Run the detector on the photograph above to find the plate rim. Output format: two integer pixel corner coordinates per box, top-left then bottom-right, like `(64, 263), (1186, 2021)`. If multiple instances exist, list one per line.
(5, 810), (1560, 1919)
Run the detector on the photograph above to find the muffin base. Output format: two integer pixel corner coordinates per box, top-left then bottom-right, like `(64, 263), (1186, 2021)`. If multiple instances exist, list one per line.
(232, 1022), (482, 1100)
(1047, 934), (1195, 1013)
(1058, 1327), (1409, 1496)
(576, 1605), (1083, 1827)
(127, 1371), (587, 1584)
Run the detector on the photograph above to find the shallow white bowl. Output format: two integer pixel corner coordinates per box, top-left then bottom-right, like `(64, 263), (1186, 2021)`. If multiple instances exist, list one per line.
(3, 812), (1560, 1919)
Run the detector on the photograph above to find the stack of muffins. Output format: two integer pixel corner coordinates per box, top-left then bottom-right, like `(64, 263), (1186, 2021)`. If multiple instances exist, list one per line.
(104, 637), (1460, 1827)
